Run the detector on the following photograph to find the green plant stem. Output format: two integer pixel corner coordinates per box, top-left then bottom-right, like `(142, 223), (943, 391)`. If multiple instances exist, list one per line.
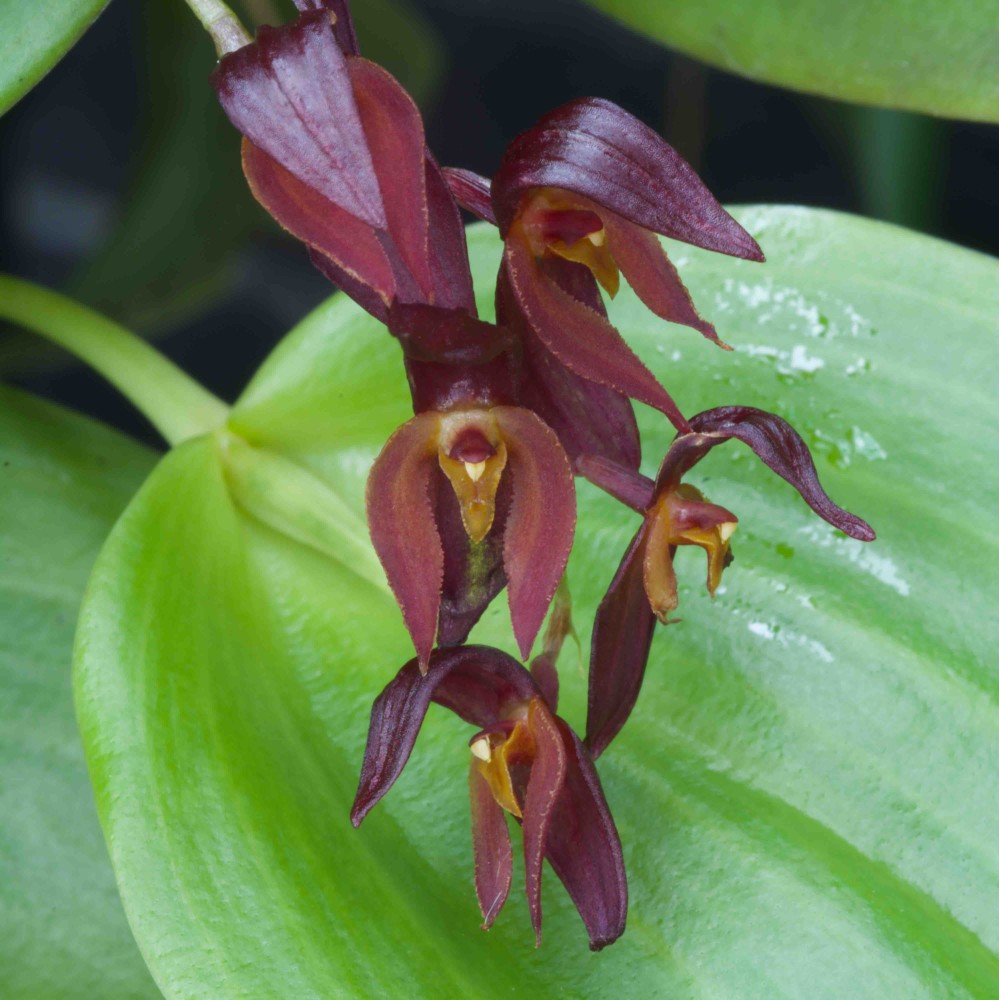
(181, 0), (252, 56)
(0, 275), (228, 446)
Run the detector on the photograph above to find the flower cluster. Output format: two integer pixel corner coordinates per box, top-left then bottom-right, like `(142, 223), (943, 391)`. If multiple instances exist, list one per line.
(212, 0), (874, 950)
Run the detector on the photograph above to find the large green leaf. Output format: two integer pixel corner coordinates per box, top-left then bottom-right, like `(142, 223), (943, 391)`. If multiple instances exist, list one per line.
(582, 0), (998, 122)
(0, 387), (158, 997)
(76, 208), (997, 998)
(0, 0), (109, 115)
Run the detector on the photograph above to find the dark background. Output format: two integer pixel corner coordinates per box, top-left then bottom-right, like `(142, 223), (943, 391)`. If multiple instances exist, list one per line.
(1, 0), (995, 446)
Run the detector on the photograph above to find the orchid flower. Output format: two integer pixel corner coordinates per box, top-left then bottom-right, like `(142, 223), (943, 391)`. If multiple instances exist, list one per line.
(579, 406), (875, 757)
(207, 0), (880, 956)
(445, 98), (764, 431)
(351, 645), (627, 950)
(367, 399), (576, 670)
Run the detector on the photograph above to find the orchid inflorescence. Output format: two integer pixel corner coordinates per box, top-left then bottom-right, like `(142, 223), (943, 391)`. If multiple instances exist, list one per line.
(210, 0), (874, 951)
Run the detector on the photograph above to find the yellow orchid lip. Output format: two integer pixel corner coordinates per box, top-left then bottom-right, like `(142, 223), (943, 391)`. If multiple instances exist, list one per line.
(437, 411), (509, 544)
(515, 188), (622, 297)
(471, 718), (532, 819)
(642, 484), (739, 622)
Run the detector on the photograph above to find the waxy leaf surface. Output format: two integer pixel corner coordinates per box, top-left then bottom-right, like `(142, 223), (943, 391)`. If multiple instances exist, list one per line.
(76, 208), (996, 997)
(0, 0), (109, 115)
(0, 388), (158, 997)
(582, 0), (997, 122)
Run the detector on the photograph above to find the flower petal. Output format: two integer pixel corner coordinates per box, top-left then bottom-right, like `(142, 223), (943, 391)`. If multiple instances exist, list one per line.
(690, 406), (876, 541)
(442, 167), (497, 225)
(425, 155), (479, 311)
(504, 238), (689, 430)
(491, 97), (762, 261)
(429, 646), (539, 724)
(212, 11), (385, 228)
(292, 0), (360, 55)
(546, 720), (628, 950)
(494, 407), (577, 660)
(243, 139), (396, 306)
(351, 646), (538, 825)
(602, 210), (728, 347)
(469, 764), (513, 929)
(348, 58), (433, 302)
(307, 247), (389, 321)
(365, 413), (443, 669)
(642, 506), (680, 622)
(575, 453), (654, 513)
(497, 258), (641, 468)
(586, 523), (657, 758)
(522, 700), (568, 947)
(651, 431), (721, 494)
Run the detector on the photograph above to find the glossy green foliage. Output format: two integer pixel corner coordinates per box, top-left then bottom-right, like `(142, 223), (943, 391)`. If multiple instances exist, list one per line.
(0, 0), (108, 115)
(583, 0), (998, 121)
(0, 388), (158, 997)
(71, 209), (996, 997)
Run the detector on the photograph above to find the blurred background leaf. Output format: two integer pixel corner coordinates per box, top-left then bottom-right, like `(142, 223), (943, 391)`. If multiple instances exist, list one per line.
(65, 2), (258, 335)
(71, 210), (997, 997)
(342, 0), (445, 105)
(0, 387), (158, 998)
(0, 0), (109, 116)
(580, 0), (998, 121)
(811, 105), (949, 233)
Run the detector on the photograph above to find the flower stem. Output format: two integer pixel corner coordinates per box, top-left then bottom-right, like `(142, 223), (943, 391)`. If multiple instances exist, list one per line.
(180, 0), (252, 56)
(0, 275), (228, 447)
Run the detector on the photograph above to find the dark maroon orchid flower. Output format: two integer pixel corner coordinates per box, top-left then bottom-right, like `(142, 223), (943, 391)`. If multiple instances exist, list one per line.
(580, 406), (876, 758)
(200, 0), (884, 959)
(211, 3), (474, 321)
(351, 645), (627, 950)
(366, 403), (576, 670)
(445, 99), (764, 431)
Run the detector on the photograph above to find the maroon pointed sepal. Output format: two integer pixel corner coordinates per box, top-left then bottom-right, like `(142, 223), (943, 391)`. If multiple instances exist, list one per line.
(365, 413), (443, 670)
(503, 233), (690, 431)
(585, 524), (658, 758)
(496, 407), (577, 660)
(490, 97), (763, 261)
(684, 406), (876, 541)
(497, 258), (642, 469)
(292, 0), (360, 55)
(442, 167), (497, 225)
(212, 11), (475, 316)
